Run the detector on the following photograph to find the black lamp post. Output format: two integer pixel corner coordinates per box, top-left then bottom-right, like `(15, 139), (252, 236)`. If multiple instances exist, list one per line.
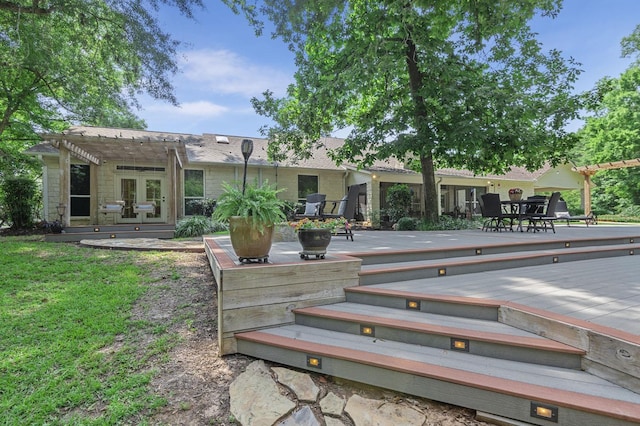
(241, 139), (254, 195)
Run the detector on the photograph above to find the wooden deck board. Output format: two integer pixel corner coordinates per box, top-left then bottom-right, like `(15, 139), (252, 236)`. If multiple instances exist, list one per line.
(240, 325), (640, 405)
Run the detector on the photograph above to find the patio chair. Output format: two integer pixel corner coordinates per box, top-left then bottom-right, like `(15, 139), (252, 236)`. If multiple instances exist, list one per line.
(554, 200), (598, 227)
(322, 184), (360, 240)
(295, 193), (326, 219)
(480, 193), (515, 232)
(527, 192), (561, 233)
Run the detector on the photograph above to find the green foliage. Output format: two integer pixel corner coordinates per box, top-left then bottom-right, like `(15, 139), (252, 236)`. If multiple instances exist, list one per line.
(186, 198), (217, 217)
(174, 215), (227, 238)
(0, 0), (202, 179)
(0, 240), (168, 424)
(1, 176), (37, 229)
(386, 184), (413, 222)
(419, 216), (481, 231)
(248, 1), (581, 221)
(212, 180), (287, 232)
(395, 217), (417, 231)
(577, 25), (640, 213)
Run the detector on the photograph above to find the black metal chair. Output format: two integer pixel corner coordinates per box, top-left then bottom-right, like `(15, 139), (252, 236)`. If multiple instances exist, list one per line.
(527, 192), (561, 233)
(480, 193), (515, 232)
(322, 184), (360, 240)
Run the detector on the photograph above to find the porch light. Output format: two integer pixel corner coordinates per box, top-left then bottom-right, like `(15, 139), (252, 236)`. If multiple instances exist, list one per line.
(56, 203), (66, 224)
(241, 139), (254, 195)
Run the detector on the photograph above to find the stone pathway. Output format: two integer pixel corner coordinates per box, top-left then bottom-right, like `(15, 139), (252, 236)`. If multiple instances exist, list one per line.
(229, 360), (486, 426)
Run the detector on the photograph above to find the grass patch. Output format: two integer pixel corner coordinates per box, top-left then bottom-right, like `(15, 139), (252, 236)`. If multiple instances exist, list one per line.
(0, 238), (177, 424)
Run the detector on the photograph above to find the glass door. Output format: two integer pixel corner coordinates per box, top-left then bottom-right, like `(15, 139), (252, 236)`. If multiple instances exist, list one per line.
(118, 176), (165, 223)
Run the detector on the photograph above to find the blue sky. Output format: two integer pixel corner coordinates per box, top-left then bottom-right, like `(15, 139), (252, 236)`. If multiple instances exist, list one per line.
(136, 0), (640, 137)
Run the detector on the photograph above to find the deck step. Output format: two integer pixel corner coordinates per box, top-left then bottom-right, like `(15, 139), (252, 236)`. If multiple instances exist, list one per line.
(352, 235), (638, 265)
(359, 243), (639, 285)
(293, 303), (584, 368)
(237, 326), (640, 426)
(45, 225), (175, 242)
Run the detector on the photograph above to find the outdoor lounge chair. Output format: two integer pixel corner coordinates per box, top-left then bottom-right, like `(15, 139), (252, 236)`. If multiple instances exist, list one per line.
(295, 193), (326, 219)
(526, 192), (561, 233)
(554, 200), (597, 227)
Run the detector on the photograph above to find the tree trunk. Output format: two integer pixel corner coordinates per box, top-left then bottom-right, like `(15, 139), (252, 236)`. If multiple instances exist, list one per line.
(419, 153), (439, 222)
(405, 37), (439, 222)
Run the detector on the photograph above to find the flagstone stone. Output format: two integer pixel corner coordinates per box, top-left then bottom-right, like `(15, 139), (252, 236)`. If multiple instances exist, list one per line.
(229, 361), (295, 426)
(273, 367), (319, 402)
(345, 394), (426, 426)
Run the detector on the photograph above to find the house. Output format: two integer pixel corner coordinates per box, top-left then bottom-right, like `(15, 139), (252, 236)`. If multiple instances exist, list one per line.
(27, 126), (584, 227)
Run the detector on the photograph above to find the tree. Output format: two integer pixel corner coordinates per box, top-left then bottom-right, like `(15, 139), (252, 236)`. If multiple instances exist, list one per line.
(0, 0), (203, 179)
(246, 0), (582, 221)
(578, 26), (640, 213)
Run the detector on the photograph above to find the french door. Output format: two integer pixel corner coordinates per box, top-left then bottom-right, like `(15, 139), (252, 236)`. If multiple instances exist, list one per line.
(118, 176), (165, 223)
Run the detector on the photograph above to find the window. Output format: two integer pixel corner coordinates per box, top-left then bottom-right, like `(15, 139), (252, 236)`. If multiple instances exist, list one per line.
(184, 169), (204, 215)
(70, 164), (90, 217)
(297, 175), (318, 202)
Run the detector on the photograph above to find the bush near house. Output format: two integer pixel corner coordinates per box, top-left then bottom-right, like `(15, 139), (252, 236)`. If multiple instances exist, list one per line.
(1, 177), (38, 229)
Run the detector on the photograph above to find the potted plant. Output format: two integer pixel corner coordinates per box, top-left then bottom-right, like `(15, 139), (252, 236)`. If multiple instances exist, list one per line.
(508, 188), (523, 201)
(291, 217), (348, 260)
(213, 180), (287, 263)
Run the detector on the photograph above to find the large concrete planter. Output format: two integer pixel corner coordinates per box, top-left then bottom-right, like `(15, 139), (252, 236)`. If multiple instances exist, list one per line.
(229, 216), (274, 263)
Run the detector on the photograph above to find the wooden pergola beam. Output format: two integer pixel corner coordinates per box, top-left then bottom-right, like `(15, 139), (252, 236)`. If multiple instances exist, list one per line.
(572, 158), (640, 172)
(572, 158), (640, 214)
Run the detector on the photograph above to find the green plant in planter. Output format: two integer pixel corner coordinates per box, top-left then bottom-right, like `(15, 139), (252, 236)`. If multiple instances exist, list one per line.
(213, 180), (287, 233)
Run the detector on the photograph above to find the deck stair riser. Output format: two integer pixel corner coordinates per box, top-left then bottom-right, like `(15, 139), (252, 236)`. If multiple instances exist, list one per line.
(359, 244), (639, 285)
(353, 236), (638, 266)
(237, 328), (640, 426)
(293, 304), (584, 369)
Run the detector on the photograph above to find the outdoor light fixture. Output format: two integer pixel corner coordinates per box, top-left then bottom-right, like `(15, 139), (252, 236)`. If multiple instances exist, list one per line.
(553, 257), (559, 263)
(475, 248), (482, 255)
(406, 300), (420, 310)
(438, 268), (447, 276)
(56, 203), (66, 225)
(530, 402), (558, 422)
(306, 355), (322, 369)
(451, 338), (469, 352)
(241, 138), (254, 195)
(565, 242), (571, 248)
(360, 325), (375, 336)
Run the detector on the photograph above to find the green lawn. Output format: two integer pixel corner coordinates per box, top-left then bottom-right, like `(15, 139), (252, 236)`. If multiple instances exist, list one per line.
(0, 237), (178, 425)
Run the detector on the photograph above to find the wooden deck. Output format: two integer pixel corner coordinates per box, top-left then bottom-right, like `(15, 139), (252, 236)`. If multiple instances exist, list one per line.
(206, 226), (640, 425)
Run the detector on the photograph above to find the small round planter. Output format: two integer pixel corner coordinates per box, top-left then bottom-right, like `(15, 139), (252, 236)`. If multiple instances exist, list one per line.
(509, 193), (522, 202)
(298, 228), (332, 260)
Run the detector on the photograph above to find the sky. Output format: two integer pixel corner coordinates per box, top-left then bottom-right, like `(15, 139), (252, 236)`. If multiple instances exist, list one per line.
(135, 0), (640, 138)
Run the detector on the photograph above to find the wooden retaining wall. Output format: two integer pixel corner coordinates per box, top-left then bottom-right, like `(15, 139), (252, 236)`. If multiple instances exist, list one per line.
(204, 237), (362, 354)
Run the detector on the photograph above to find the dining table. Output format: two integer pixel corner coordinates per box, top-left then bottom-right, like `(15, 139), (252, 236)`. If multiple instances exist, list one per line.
(501, 198), (547, 232)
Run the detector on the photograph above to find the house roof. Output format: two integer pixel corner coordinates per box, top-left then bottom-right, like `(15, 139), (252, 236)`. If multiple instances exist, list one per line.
(32, 126), (559, 183)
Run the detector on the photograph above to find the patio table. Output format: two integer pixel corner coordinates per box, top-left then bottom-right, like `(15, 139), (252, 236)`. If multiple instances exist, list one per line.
(501, 199), (546, 232)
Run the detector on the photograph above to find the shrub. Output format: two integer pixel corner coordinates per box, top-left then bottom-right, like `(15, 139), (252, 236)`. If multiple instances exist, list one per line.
(185, 198), (217, 216)
(385, 184), (413, 222)
(419, 215), (480, 231)
(2, 177), (37, 229)
(174, 216), (227, 238)
(396, 216), (417, 231)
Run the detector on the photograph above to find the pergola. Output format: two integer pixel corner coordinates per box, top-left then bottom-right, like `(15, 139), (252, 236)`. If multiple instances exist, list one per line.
(572, 158), (640, 214)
